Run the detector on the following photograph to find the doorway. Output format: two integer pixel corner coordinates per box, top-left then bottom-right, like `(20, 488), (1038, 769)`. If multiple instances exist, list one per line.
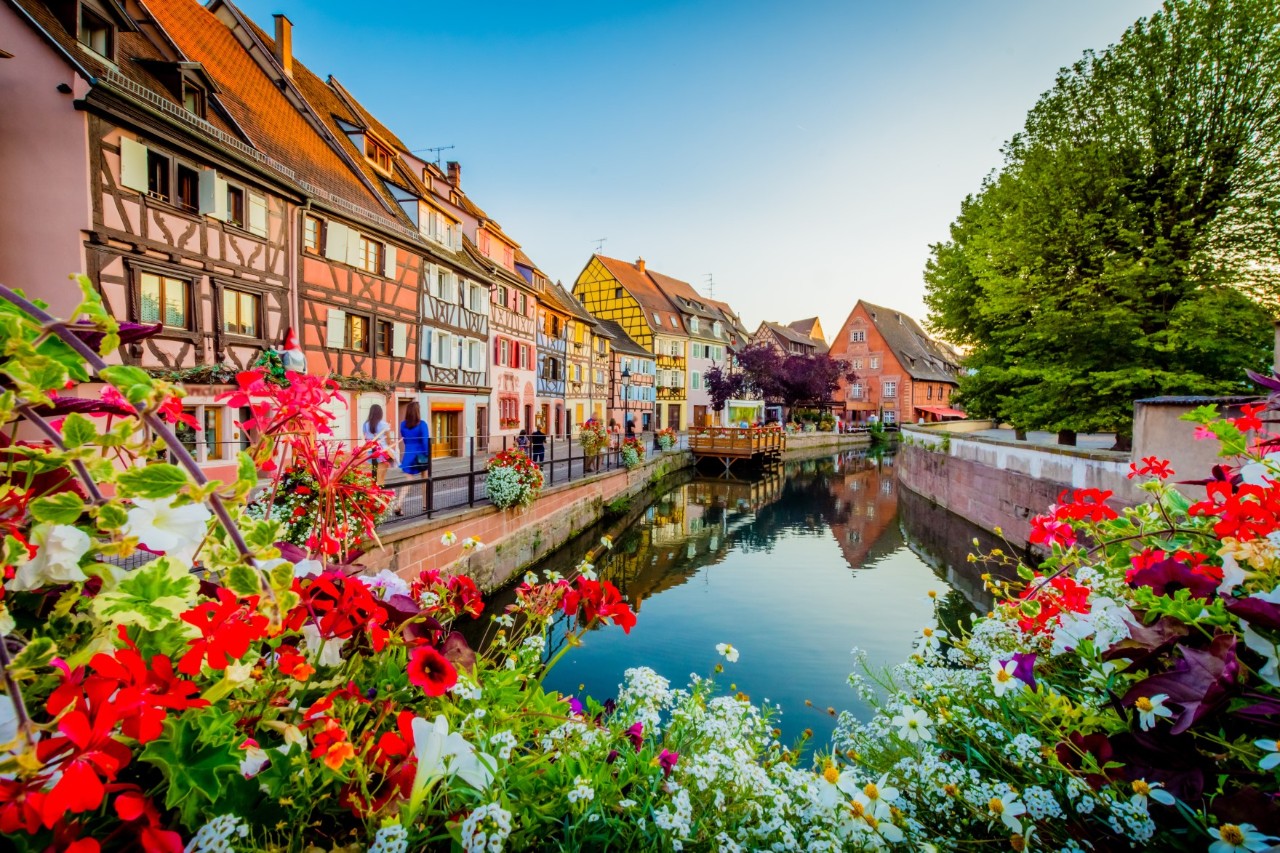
(476, 405), (488, 453)
(524, 404), (534, 433)
(667, 405), (682, 431)
(431, 409), (460, 458)
(693, 405), (708, 427)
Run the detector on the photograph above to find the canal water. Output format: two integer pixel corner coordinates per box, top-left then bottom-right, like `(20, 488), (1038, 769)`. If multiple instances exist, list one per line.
(524, 451), (1001, 749)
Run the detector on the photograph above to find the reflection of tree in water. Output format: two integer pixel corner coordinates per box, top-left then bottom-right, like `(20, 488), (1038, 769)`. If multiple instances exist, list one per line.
(733, 458), (851, 552)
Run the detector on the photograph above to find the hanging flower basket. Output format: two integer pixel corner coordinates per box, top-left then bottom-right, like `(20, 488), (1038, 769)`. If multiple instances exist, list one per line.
(484, 448), (544, 509)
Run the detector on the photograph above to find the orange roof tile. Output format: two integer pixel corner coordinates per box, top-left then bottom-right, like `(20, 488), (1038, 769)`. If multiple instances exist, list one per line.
(593, 255), (684, 336)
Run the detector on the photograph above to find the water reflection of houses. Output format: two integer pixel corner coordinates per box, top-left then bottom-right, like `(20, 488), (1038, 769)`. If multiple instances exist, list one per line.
(826, 453), (903, 569)
(897, 485), (1010, 612)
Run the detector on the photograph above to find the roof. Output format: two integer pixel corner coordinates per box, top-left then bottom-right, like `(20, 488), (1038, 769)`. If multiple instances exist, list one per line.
(758, 321), (821, 350)
(645, 270), (723, 326)
(916, 406), (967, 419)
(551, 282), (597, 325)
(593, 255), (684, 335)
(596, 320), (654, 358)
(789, 317), (821, 337)
(858, 301), (960, 384)
(150, 0), (396, 218)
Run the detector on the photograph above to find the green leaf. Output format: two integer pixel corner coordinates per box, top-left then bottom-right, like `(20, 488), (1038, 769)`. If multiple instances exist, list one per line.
(61, 413), (98, 449)
(28, 492), (86, 525)
(8, 637), (57, 679)
(224, 563), (261, 598)
(140, 711), (252, 827)
(117, 463), (190, 498)
(234, 451), (258, 499)
(98, 364), (155, 406)
(94, 501), (129, 530)
(35, 336), (91, 382)
(91, 556), (198, 631)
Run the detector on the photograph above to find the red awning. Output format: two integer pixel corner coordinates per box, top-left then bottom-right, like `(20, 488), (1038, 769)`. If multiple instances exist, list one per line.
(916, 406), (967, 419)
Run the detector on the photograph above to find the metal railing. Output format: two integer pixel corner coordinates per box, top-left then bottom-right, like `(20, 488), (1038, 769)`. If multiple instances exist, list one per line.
(379, 430), (690, 526)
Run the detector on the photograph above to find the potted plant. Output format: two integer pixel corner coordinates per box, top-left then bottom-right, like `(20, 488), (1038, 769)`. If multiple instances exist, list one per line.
(484, 447), (544, 509)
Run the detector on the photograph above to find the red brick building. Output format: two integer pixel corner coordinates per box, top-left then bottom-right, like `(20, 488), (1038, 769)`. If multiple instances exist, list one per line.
(829, 301), (963, 426)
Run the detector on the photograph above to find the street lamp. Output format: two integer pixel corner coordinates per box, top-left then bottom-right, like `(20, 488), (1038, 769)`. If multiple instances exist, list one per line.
(621, 364), (632, 436)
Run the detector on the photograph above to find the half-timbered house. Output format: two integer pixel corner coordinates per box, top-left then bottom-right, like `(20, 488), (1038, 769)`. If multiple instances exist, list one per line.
(521, 252), (570, 437)
(558, 284), (604, 432)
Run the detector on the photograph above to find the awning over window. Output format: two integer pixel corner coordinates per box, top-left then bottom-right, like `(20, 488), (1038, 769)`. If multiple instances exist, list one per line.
(916, 405), (966, 419)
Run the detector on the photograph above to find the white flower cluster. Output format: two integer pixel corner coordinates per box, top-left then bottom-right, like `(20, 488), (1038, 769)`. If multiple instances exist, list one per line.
(184, 814), (250, 853)
(367, 823), (409, 853)
(460, 803), (514, 853)
(567, 775), (595, 804)
(489, 730), (518, 761)
(485, 465), (536, 509)
(616, 666), (673, 735)
(653, 784), (693, 849)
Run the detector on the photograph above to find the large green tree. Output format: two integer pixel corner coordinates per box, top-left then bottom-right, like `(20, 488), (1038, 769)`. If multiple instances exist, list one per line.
(925, 0), (1280, 440)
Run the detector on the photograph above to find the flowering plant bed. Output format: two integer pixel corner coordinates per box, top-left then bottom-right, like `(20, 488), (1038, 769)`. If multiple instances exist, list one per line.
(620, 437), (646, 469)
(831, 398), (1280, 850)
(484, 448), (544, 509)
(498, 417), (520, 430)
(577, 419), (609, 457)
(655, 427), (677, 450)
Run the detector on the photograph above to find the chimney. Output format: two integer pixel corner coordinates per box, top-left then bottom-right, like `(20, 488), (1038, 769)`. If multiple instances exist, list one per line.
(635, 258), (646, 272)
(273, 14), (293, 79)
(447, 161), (461, 187)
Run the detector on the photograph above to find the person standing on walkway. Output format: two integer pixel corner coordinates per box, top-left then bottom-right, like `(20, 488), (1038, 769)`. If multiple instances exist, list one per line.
(362, 404), (395, 487)
(399, 401), (431, 477)
(531, 424), (547, 464)
(516, 429), (530, 455)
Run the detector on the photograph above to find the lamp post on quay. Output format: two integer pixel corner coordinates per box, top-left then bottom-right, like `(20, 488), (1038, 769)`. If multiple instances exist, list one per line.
(621, 365), (631, 438)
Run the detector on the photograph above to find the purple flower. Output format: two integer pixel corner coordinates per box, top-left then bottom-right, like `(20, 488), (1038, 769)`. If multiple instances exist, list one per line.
(567, 696), (585, 716)
(625, 722), (644, 751)
(606, 749), (619, 764)
(658, 749), (679, 777)
(1128, 557), (1219, 600)
(1000, 652), (1038, 691)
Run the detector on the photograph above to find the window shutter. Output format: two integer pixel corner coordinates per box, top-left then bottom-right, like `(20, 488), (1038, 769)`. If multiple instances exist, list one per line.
(324, 222), (349, 261)
(392, 322), (407, 358)
(198, 170), (228, 219)
(325, 309), (345, 348)
(119, 137), (149, 192)
(384, 244), (397, 278)
(421, 325), (431, 360)
(248, 192), (268, 237)
(345, 228), (362, 267)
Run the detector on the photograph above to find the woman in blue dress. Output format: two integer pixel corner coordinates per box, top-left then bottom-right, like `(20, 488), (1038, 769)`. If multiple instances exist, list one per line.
(399, 401), (431, 477)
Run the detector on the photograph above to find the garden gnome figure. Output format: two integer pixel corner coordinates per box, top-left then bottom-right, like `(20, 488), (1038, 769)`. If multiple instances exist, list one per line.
(280, 328), (307, 374)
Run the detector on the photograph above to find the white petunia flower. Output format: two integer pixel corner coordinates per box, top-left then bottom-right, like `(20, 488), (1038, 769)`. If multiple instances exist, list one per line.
(889, 708), (933, 743)
(293, 558), (323, 578)
(358, 569), (411, 600)
(407, 715), (495, 819)
(1243, 622), (1280, 687)
(123, 496), (211, 565)
(1134, 694), (1173, 731)
(299, 623), (346, 668)
(6, 523), (91, 591)
(716, 642), (740, 663)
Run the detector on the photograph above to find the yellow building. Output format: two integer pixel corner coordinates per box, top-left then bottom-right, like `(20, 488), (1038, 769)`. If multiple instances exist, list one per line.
(573, 255), (691, 430)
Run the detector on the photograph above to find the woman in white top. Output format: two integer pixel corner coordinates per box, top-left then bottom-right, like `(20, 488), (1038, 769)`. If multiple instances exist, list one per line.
(362, 404), (396, 487)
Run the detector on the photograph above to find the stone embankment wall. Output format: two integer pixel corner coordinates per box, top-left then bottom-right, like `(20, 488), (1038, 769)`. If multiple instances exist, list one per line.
(368, 432), (870, 590)
(897, 425), (1139, 550)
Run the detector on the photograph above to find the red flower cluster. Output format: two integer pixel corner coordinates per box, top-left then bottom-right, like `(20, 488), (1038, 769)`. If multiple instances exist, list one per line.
(178, 587), (270, 675)
(1013, 574), (1091, 634)
(560, 577), (636, 634)
(217, 368), (343, 440)
(487, 448), (544, 490)
(1029, 516), (1076, 549)
(156, 395), (200, 432)
(1188, 480), (1280, 541)
(1128, 456), (1174, 480)
(1229, 402), (1267, 433)
(407, 645), (458, 696)
(1053, 489), (1119, 523)
(1126, 549), (1222, 599)
(284, 571), (390, 651)
(411, 569), (484, 620)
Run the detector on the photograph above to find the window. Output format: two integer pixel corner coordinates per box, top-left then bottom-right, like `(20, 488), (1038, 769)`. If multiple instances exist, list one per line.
(689, 317), (700, 334)
(883, 381), (897, 398)
(174, 164), (199, 212)
(850, 329), (866, 343)
(498, 339), (510, 366)
(883, 410), (897, 425)
(519, 344), (530, 369)
(182, 82), (206, 118)
(850, 382), (863, 400)
(615, 287), (623, 299)
(653, 311), (661, 325)
(497, 286), (508, 308)
(221, 289), (259, 337)
(692, 372), (701, 390)
(303, 215), (323, 253)
(365, 137), (393, 173)
(852, 358), (863, 370)
(469, 284), (484, 313)
(376, 320), (393, 356)
(345, 314), (369, 352)
(77, 6), (113, 58)
(139, 273), (188, 329)
(226, 186), (244, 227)
(927, 385), (933, 400)
(435, 268), (450, 300)
(669, 341), (681, 357)
(870, 356), (880, 369)
(147, 149), (170, 202)
(670, 316), (678, 328)
(358, 237), (383, 274)
(712, 321), (722, 337)
(691, 343), (703, 359)
(518, 293), (527, 315)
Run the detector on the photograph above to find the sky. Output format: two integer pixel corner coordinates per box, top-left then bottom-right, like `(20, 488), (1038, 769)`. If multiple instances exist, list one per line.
(236, 0), (1162, 341)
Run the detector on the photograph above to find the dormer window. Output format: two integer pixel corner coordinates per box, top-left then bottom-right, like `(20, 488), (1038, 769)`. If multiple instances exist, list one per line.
(365, 137), (393, 173)
(78, 5), (114, 58)
(182, 82), (205, 118)
(688, 317), (699, 334)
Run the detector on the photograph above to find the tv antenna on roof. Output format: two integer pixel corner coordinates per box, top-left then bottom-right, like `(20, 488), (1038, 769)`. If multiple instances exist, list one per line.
(411, 144), (455, 165)
(704, 273), (715, 299)
(592, 237), (607, 253)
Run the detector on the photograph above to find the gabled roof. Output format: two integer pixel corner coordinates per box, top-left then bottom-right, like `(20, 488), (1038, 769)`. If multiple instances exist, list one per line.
(857, 301), (960, 384)
(645, 271), (721, 324)
(596, 320), (654, 358)
(593, 255), (685, 336)
(548, 282), (597, 325)
(757, 321), (821, 350)
(464, 236), (532, 292)
(788, 317), (825, 346)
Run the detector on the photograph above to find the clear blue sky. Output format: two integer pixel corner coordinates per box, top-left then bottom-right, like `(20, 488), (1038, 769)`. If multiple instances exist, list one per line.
(235, 0), (1161, 340)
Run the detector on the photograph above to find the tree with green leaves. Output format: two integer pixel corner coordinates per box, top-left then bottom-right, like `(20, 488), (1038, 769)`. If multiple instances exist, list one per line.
(925, 0), (1280, 443)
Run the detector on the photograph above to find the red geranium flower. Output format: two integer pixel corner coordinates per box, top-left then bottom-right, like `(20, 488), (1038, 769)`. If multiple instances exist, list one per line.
(89, 627), (207, 744)
(407, 645), (458, 696)
(36, 678), (134, 826)
(0, 778), (47, 835)
(178, 587), (269, 676)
